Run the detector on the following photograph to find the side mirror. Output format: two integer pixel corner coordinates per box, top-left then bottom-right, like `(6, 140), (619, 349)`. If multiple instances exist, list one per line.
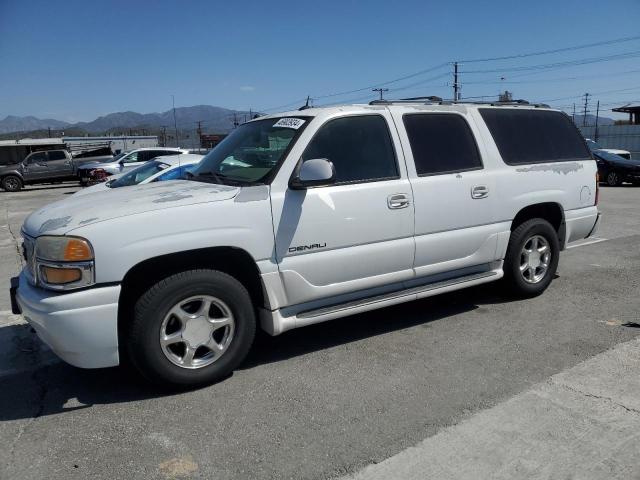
(290, 158), (336, 189)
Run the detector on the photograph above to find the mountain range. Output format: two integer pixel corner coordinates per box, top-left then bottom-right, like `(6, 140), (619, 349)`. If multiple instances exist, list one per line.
(0, 106), (617, 137)
(0, 105), (254, 135)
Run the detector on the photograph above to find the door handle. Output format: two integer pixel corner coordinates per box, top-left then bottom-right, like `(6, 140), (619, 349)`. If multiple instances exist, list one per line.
(387, 193), (410, 209)
(471, 185), (489, 199)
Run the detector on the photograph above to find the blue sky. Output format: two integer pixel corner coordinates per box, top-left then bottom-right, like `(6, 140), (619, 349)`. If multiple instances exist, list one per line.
(1, 0), (640, 122)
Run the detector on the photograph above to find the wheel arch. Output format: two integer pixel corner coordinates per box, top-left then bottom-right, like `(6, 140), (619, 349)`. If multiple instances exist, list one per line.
(511, 202), (566, 249)
(117, 246), (268, 348)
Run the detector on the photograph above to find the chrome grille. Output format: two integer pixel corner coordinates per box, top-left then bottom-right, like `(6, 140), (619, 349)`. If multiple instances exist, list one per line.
(22, 234), (36, 282)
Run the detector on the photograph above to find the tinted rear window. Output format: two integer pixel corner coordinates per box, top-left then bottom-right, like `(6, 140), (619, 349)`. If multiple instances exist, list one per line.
(479, 109), (590, 165)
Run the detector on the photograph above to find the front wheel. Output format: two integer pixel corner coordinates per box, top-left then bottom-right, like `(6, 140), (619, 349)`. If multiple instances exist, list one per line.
(606, 170), (623, 186)
(1, 175), (23, 192)
(503, 218), (559, 298)
(127, 269), (256, 388)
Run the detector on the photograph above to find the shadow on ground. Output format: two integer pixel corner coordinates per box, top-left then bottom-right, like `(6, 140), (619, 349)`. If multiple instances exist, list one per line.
(0, 283), (512, 422)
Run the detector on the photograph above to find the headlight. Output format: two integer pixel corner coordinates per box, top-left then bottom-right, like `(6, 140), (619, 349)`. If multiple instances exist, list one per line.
(33, 236), (95, 290)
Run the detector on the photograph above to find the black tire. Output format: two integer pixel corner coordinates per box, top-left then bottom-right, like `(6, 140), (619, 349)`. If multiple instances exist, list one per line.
(606, 170), (623, 187)
(127, 269), (256, 388)
(503, 218), (559, 298)
(1, 175), (22, 192)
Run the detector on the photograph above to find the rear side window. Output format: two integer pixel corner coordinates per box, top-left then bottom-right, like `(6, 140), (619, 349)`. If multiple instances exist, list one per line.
(301, 115), (398, 184)
(479, 109), (590, 165)
(47, 151), (67, 161)
(403, 114), (482, 176)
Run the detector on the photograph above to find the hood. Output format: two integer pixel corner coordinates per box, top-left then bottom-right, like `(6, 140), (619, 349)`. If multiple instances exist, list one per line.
(78, 160), (119, 170)
(23, 180), (239, 236)
(596, 150), (640, 167)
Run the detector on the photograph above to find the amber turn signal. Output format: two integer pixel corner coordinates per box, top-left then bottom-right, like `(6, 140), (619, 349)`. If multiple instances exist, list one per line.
(40, 266), (82, 285)
(63, 238), (93, 261)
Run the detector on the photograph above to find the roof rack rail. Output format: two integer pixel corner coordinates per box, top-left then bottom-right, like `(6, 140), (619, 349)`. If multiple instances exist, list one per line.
(368, 98), (550, 108)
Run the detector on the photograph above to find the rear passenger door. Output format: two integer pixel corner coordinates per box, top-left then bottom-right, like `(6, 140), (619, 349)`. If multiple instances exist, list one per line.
(45, 150), (74, 178)
(392, 108), (499, 278)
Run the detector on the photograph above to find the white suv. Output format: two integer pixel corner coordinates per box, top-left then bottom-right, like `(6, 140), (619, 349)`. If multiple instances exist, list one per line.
(11, 101), (600, 387)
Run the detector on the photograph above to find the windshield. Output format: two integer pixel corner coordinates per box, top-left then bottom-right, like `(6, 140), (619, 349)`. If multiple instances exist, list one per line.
(110, 160), (170, 188)
(189, 117), (309, 184)
(585, 139), (600, 151)
(106, 152), (127, 163)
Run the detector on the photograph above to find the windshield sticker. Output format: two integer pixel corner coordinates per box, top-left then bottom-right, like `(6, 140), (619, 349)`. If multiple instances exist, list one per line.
(273, 118), (305, 129)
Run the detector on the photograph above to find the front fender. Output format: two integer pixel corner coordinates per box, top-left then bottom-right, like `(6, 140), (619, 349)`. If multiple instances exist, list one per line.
(67, 198), (275, 284)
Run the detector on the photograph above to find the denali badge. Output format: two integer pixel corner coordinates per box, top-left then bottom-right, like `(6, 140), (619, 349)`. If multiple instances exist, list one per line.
(288, 242), (327, 253)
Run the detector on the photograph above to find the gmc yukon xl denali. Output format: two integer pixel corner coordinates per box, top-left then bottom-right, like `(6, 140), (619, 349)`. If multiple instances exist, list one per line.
(10, 101), (600, 387)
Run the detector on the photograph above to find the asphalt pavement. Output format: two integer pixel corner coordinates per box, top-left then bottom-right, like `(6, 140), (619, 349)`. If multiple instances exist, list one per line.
(1, 182), (639, 479)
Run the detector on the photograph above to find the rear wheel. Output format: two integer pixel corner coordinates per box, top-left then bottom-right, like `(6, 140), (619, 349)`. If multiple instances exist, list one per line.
(606, 170), (623, 186)
(127, 269), (256, 388)
(503, 218), (559, 298)
(1, 175), (22, 192)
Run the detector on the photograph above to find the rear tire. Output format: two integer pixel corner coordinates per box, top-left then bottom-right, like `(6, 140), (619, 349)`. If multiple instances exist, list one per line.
(503, 218), (559, 298)
(127, 269), (256, 388)
(1, 175), (22, 192)
(606, 170), (623, 186)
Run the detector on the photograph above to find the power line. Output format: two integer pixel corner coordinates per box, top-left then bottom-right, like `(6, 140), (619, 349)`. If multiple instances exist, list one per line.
(459, 34), (640, 63)
(460, 51), (640, 74)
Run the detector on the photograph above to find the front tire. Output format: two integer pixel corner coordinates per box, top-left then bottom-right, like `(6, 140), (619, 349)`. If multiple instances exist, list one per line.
(606, 170), (623, 186)
(503, 218), (559, 298)
(127, 269), (256, 388)
(1, 175), (22, 192)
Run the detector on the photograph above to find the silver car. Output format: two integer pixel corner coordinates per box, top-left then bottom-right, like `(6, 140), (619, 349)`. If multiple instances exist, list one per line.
(77, 147), (187, 184)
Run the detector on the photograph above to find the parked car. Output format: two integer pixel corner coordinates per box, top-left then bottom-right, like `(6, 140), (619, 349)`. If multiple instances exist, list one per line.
(11, 102), (599, 387)
(73, 154), (203, 196)
(77, 147), (187, 185)
(585, 138), (632, 160)
(0, 149), (113, 192)
(593, 150), (640, 186)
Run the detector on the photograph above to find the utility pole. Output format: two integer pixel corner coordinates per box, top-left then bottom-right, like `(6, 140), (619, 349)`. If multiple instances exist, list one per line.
(233, 113), (239, 128)
(594, 100), (600, 142)
(582, 92), (590, 127)
(372, 88), (388, 100)
(572, 103), (576, 124)
(196, 121), (203, 149)
(171, 94), (179, 147)
(453, 62), (460, 101)
(161, 126), (167, 147)
(47, 127), (51, 138)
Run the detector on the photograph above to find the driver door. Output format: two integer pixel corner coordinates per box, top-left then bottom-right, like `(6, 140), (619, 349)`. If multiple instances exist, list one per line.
(271, 113), (415, 306)
(23, 152), (50, 180)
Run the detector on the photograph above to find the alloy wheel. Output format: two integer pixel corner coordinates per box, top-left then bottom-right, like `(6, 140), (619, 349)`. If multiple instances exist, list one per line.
(159, 295), (235, 369)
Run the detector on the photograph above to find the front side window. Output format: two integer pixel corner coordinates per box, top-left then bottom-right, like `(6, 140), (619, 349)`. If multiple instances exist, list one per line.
(301, 115), (398, 184)
(403, 114), (482, 176)
(28, 152), (48, 164)
(110, 160), (170, 188)
(189, 117), (309, 185)
(479, 109), (591, 165)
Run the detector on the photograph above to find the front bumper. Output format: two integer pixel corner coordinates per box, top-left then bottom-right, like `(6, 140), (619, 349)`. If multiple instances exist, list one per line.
(12, 272), (121, 368)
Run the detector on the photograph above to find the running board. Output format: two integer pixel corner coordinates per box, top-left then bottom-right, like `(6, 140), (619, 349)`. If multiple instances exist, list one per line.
(298, 271), (498, 319)
(260, 268), (503, 335)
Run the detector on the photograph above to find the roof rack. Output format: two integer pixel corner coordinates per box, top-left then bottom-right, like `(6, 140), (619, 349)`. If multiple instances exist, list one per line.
(368, 98), (550, 108)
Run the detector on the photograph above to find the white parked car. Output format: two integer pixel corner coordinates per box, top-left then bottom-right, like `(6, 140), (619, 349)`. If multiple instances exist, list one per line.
(11, 101), (600, 387)
(77, 147), (188, 185)
(73, 154), (203, 197)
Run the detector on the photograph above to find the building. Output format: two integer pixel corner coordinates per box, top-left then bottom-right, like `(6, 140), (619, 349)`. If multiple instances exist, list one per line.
(612, 103), (640, 125)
